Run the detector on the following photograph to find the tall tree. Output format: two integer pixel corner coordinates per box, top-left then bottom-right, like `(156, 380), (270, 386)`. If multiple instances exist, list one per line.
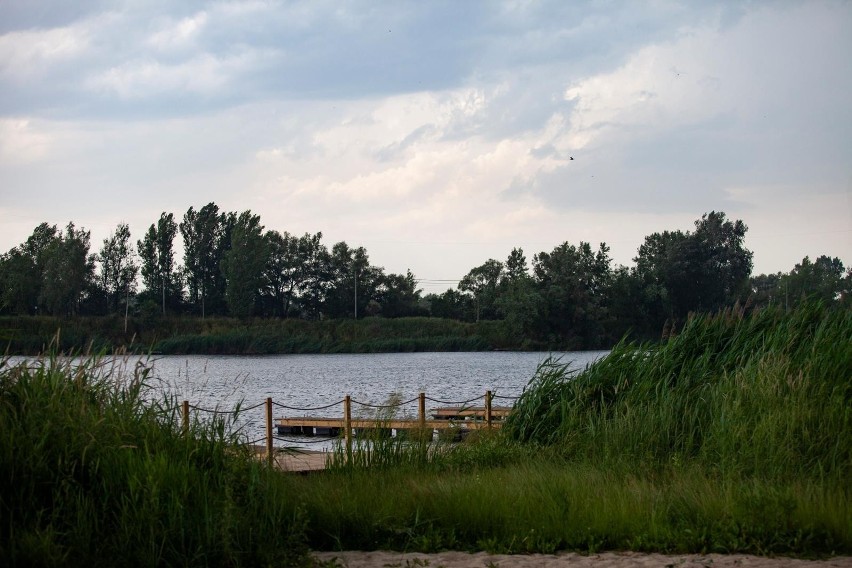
(779, 255), (849, 308)
(97, 223), (138, 314)
(138, 213), (180, 316)
(297, 232), (331, 320)
(0, 223), (59, 314)
(497, 248), (540, 339)
(532, 241), (612, 348)
(262, 230), (301, 318)
(222, 211), (268, 317)
(459, 259), (504, 322)
(325, 242), (379, 319)
(634, 212), (752, 325)
(376, 270), (423, 318)
(180, 203), (229, 318)
(39, 223), (95, 316)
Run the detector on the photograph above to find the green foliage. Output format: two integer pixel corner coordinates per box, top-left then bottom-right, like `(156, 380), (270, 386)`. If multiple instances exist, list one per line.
(222, 211), (268, 318)
(287, 450), (850, 555)
(97, 223), (138, 315)
(505, 302), (852, 482)
(0, 355), (309, 567)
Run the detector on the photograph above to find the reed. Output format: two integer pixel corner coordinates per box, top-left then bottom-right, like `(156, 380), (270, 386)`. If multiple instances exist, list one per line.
(505, 302), (852, 482)
(289, 302), (851, 555)
(0, 354), (308, 567)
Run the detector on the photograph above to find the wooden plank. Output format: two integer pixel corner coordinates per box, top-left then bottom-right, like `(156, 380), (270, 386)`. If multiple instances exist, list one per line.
(430, 406), (511, 420)
(276, 417), (502, 430)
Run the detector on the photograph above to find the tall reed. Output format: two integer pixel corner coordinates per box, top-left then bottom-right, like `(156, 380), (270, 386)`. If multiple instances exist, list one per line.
(0, 354), (308, 567)
(505, 303), (852, 482)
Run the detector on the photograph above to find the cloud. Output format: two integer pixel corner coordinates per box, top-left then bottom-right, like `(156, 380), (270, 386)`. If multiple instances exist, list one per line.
(0, 1), (848, 283)
(512, 1), (852, 213)
(0, 25), (90, 83)
(0, 118), (52, 164)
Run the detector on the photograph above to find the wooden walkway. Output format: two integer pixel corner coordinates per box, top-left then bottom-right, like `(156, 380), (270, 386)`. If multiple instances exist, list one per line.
(276, 406), (512, 436)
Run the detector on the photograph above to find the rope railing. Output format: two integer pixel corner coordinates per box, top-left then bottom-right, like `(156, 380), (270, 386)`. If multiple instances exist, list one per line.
(273, 435), (339, 445)
(180, 389), (516, 468)
(492, 393), (520, 400)
(424, 395), (483, 405)
(272, 399), (345, 412)
(350, 396), (420, 409)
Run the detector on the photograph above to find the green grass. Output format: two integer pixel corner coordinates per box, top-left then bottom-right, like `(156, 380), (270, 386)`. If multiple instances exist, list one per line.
(3, 303), (849, 563)
(0, 354), (309, 567)
(505, 303), (852, 482)
(284, 460), (849, 555)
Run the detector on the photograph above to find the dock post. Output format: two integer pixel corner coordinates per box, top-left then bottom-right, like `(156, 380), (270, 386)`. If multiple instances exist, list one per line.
(266, 397), (273, 466)
(182, 400), (189, 435)
(485, 390), (492, 430)
(344, 395), (352, 465)
(418, 392), (427, 442)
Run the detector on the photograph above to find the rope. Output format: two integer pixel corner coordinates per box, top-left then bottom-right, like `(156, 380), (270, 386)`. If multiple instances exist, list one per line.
(424, 395), (483, 405)
(239, 401), (267, 411)
(350, 396), (419, 409)
(245, 437), (266, 446)
(188, 404), (232, 414)
(492, 394), (520, 400)
(273, 400), (344, 412)
(273, 435), (340, 445)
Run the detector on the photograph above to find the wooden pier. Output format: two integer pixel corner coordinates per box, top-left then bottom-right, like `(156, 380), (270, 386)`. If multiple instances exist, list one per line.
(276, 411), (511, 436)
(276, 393), (512, 438)
(182, 390), (515, 472)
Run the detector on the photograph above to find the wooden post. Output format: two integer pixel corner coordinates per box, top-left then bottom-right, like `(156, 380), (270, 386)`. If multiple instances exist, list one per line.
(344, 395), (352, 465)
(485, 390), (492, 430)
(182, 400), (189, 435)
(266, 397), (273, 466)
(418, 392), (427, 442)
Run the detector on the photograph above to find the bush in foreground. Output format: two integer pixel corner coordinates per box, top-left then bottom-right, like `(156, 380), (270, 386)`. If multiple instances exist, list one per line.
(0, 355), (309, 568)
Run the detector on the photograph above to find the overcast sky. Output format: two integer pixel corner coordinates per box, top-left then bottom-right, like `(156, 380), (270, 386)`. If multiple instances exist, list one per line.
(1, 0), (850, 294)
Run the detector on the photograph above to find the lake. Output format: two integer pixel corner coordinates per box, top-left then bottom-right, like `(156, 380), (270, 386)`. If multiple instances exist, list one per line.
(11, 350), (606, 450)
(145, 350), (607, 449)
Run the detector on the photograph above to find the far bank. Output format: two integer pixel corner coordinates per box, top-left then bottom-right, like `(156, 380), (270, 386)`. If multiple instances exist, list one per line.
(0, 315), (592, 355)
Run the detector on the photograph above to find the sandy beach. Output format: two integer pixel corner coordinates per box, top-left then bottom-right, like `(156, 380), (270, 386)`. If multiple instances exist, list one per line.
(313, 551), (852, 568)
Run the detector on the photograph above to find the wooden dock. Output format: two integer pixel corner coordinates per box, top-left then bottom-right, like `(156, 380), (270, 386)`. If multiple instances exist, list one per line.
(185, 390), (516, 472)
(276, 406), (512, 437)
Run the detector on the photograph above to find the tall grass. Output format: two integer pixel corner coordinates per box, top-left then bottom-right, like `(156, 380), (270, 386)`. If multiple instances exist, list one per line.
(505, 303), (852, 482)
(284, 456), (850, 555)
(0, 354), (308, 567)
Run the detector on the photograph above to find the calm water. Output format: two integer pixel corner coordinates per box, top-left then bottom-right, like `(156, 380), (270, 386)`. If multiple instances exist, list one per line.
(147, 351), (606, 449)
(13, 351), (606, 449)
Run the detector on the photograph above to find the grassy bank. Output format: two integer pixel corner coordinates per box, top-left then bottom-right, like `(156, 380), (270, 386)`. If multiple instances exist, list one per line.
(0, 355), (309, 567)
(2, 304), (849, 565)
(286, 303), (850, 555)
(0, 315), (515, 355)
(505, 303), (851, 482)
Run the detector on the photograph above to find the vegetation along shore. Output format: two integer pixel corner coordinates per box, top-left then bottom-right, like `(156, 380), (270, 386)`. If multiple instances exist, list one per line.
(1, 206), (849, 355)
(1, 303), (849, 567)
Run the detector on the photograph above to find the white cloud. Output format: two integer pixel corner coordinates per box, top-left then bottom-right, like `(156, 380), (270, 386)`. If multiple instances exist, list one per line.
(147, 12), (208, 52)
(0, 118), (52, 164)
(0, 24), (89, 82)
(86, 49), (269, 99)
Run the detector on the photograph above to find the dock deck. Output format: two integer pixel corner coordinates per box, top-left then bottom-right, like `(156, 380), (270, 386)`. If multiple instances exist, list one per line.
(276, 406), (512, 437)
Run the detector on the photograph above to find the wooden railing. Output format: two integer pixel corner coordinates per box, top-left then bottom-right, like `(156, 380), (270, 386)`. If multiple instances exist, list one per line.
(181, 390), (518, 466)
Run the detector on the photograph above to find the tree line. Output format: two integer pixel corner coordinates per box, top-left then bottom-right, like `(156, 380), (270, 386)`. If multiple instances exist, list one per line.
(0, 205), (848, 348)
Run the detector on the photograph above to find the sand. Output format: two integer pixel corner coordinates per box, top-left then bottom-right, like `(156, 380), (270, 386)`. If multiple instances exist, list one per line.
(312, 551), (852, 568)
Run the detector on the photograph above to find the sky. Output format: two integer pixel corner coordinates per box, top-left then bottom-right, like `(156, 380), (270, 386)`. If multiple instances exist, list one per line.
(1, 0), (850, 295)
